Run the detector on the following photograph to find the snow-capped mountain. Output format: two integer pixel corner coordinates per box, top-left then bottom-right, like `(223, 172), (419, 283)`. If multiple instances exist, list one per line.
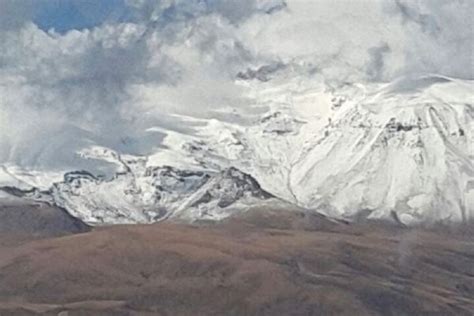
(1, 73), (472, 225)
(1, 162), (274, 225)
(143, 74), (473, 225)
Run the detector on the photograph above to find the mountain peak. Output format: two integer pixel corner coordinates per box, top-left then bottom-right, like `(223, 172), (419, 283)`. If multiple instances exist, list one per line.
(1, 78), (472, 226)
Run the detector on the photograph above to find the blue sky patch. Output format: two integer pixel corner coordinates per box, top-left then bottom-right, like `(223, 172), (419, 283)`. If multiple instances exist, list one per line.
(33, 0), (132, 33)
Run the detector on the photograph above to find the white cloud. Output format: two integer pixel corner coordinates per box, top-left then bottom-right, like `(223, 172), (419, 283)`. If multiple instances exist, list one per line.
(385, 0), (474, 79)
(238, 0), (473, 81)
(0, 0), (36, 30)
(0, 0), (472, 172)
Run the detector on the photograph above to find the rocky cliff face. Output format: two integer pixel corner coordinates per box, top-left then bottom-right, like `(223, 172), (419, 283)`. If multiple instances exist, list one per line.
(17, 164), (272, 225)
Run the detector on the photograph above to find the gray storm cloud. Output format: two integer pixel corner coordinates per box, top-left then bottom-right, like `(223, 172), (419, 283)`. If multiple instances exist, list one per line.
(0, 0), (472, 171)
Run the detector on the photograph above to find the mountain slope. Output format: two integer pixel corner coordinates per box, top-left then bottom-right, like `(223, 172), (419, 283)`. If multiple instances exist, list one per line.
(288, 76), (473, 224)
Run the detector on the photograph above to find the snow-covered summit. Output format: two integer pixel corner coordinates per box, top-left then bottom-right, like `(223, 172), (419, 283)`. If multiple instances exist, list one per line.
(148, 74), (473, 224)
(1, 159), (274, 225)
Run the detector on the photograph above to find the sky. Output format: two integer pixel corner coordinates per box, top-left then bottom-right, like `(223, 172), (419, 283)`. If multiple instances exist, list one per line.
(0, 0), (472, 171)
(33, 0), (130, 33)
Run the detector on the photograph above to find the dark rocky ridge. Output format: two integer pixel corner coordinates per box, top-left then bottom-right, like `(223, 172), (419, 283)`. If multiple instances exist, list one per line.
(0, 198), (90, 238)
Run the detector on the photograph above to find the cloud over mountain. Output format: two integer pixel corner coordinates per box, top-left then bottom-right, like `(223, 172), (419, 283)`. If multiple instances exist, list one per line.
(0, 0), (472, 171)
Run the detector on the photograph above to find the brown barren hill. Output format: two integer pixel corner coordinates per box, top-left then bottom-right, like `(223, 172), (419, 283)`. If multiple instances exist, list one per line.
(0, 207), (473, 315)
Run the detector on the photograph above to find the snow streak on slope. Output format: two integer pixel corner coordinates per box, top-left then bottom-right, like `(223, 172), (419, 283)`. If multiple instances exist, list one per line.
(289, 77), (473, 224)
